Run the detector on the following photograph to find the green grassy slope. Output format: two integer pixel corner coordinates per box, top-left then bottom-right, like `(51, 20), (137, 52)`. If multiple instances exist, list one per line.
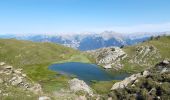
(0, 39), (93, 95)
(121, 36), (170, 73)
(0, 39), (92, 67)
(0, 84), (38, 100)
(91, 80), (119, 94)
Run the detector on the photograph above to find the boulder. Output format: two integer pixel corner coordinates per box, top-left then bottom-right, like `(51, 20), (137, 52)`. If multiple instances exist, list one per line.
(108, 97), (112, 100)
(156, 60), (170, 71)
(103, 65), (112, 69)
(22, 74), (27, 77)
(143, 70), (150, 77)
(111, 81), (126, 90)
(111, 73), (142, 90)
(161, 68), (169, 73)
(4, 65), (13, 69)
(0, 62), (5, 66)
(68, 78), (93, 95)
(162, 60), (169, 65)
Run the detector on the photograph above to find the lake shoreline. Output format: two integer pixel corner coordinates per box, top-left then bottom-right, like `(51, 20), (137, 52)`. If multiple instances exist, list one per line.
(48, 62), (130, 83)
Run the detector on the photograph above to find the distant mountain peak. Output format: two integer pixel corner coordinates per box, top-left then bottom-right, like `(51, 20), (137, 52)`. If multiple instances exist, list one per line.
(0, 31), (169, 50)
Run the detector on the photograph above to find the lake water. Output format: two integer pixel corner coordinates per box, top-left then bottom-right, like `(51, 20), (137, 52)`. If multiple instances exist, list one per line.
(49, 62), (129, 83)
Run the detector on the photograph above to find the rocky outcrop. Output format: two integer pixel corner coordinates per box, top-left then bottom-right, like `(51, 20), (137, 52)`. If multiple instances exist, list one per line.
(87, 45), (162, 71)
(0, 62), (43, 95)
(155, 59), (170, 72)
(111, 73), (143, 90)
(129, 45), (161, 66)
(108, 61), (170, 100)
(68, 78), (93, 95)
(111, 60), (170, 90)
(111, 70), (151, 90)
(87, 47), (127, 70)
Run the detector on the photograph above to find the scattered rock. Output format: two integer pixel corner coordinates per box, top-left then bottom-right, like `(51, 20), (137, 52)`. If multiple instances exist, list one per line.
(10, 76), (23, 86)
(2, 93), (9, 96)
(29, 83), (42, 94)
(68, 78), (93, 95)
(14, 69), (22, 74)
(132, 45), (161, 66)
(0, 62), (43, 97)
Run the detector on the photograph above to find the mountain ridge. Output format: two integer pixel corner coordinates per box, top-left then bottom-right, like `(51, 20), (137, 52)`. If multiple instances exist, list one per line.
(1, 31), (170, 51)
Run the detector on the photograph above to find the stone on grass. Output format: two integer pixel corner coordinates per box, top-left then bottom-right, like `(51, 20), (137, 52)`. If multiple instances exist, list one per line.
(39, 96), (51, 100)
(0, 62), (5, 66)
(162, 60), (169, 65)
(68, 78), (93, 95)
(143, 70), (150, 77)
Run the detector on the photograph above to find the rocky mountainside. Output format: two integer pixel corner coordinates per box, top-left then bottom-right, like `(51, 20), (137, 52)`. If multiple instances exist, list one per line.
(87, 36), (170, 73)
(1, 31), (169, 51)
(87, 47), (127, 69)
(105, 60), (170, 100)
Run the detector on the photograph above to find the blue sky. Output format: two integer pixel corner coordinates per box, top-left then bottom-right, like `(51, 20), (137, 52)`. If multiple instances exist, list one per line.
(0, 0), (170, 34)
